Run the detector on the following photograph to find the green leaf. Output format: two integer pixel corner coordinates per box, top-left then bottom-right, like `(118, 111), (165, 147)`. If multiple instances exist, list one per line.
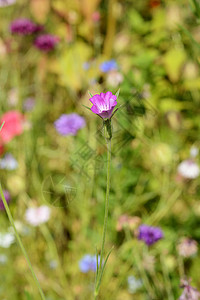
(163, 48), (186, 82)
(82, 104), (91, 111)
(25, 291), (33, 300)
(0, 121), (5, 131)
(96, 246), (114, 292)
(115, 88), (120, 99)
(88, 91), (93, 97)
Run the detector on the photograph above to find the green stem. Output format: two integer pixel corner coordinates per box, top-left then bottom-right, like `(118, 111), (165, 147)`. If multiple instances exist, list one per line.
(94, 135), (111, 298)
(0, 183), (46, 300)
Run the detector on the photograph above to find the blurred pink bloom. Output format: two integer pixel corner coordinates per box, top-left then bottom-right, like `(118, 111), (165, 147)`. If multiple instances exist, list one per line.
(0, 0), (16, 7)
(106, 70), (123, 87)
(92, 11), (100, 22)
(89, 91), (117, 119)
(116, 215), (141, 231)
(0, 111), (24, 144)
(177, 238), (198, 258)
(25, 206), (51, 226)
(177, 159), (200, 179)
(179, 279), (200, 300)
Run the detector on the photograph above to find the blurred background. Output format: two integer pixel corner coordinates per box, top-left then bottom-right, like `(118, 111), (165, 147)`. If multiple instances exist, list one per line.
(0, 0), (200, 299)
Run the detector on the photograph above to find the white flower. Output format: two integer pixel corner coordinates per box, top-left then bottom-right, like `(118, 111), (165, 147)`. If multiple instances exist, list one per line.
(177, 159), (200, 179)
(0, 154), (18, 170)
(14, 220), (30, 235)
(0, 254), (8, 264)
(106, 70), (123, 87)
(0, 232), (15, 248)
(25, 205), (51, 226)
(127, 275), (143, 294)
(190, 146), (199, 158)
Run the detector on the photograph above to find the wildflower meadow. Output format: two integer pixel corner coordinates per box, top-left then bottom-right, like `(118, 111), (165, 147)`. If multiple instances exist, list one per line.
(1, 0), (200, 299)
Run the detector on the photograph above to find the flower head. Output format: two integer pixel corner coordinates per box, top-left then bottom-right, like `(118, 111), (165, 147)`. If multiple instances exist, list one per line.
(0, 0), (16, 7)
(177, 159), (200, 179)
(177, 238), (198, 258)
(116, 215), (141, 232)
(54, 113), (85, 136)
(100, 59), (117, 73)
(106, 70), (123, 87)
(0, 190), (10, 210)
(0, 111), (24, 144)
(190, 146), (199, 158)
(138, 224), (163, 246)
(179, 279), (200, 300)
(25, 205), (51, 226)
(10, 18), (41, 35)
(79, 254), (100, 273)
(0, 232), (15, 248)
(127, 276), (143, 294)
(34, 34), (59, 52)
(23, 97), (35, 111)
(0, 154), (18, 170)
(89, 91), (117, 119)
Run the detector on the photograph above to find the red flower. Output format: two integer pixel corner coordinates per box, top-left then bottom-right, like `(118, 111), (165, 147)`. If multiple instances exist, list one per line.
(0, 111), (24, 144)
(149, 0), (161, 9)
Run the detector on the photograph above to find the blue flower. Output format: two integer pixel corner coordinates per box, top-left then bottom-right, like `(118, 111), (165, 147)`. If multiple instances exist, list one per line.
(0, 154), (18, 170)
(127, 276), (143, 294)
(100, 59), (118, 73)
(79, 254), (100, 273)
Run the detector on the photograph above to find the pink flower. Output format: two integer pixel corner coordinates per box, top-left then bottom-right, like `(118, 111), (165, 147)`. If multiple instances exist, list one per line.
(0, 111), (24, 144)
(89, 91), (117, 119)
(25, 206), (51, 227)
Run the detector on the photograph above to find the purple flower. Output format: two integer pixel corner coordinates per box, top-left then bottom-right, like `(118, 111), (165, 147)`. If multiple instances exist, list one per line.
(54, 113), (86, 136)
(23, 98), (35, 111)
(34, 34), (59, 52)
(179, 279), (200, 300)
(10, 19), (41, 35)
(89, 91), (117, 119)
(79, 254), (100, 273)
(0, 190), (10, 211)
(138, 224), (163, 246)
(100, 59), (117, 73)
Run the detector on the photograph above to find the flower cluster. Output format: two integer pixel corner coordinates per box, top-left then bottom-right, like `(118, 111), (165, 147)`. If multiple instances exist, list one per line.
(10, 18), (59, 52)
(138, 224), (163, 246)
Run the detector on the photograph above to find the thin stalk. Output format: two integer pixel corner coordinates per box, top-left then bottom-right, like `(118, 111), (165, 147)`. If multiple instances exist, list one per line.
(94, 138), (111, 298)
(0, 184), (46, 300)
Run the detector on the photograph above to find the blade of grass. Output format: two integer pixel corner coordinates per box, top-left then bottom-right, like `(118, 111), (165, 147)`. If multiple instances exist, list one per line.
(0, 184), (46, 300)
